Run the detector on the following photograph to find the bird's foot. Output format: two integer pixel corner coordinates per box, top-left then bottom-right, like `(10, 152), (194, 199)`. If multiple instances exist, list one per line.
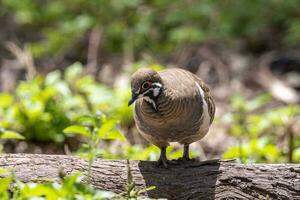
(156, 158), (179, 168)
(173, 157), (196, 163)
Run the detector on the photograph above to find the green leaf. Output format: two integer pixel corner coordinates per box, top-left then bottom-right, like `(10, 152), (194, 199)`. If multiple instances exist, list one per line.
(0, 131), (25, 140)
(20, 184), (58, 199)
(65, 62), (83, 82)
(0, 93), (13, 108)
(146, 186), (156, 191)
(97, 119), (118, 138)
(230, 125), (244, 137)
(94, 191), (118, 199)
(223, 147), (241, 159)
(0, 177), (12, 193)
(0, 168), (9, 175)
(45, 70), (61, 85)
(294, 147), (300, 161)
(100, 129), (125, 140)
(77, 115), (96, 127)
(63, 125), (90, 137)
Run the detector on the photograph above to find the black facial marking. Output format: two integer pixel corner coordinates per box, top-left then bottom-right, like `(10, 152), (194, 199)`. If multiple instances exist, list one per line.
(145, 100), (159, 112)
(144, 89), (155, 99)
(139, 82), (163, 112)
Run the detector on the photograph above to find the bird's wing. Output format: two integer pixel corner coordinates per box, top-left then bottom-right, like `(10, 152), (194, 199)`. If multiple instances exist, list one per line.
(159, 68), (215, 124)
(191, 73), (216, 125)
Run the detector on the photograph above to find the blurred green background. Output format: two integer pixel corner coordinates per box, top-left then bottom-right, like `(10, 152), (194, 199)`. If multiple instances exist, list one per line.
(0, 0), (299, 163)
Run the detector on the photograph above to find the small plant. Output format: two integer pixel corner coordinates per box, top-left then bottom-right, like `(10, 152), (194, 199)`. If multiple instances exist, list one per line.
(122, 160), (156, 199)
(64, 113), (125, 178)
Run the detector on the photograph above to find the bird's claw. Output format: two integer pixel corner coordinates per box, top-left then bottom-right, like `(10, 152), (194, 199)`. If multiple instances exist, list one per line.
(156, 158), (179, 168)
(173, 157), (196, 163)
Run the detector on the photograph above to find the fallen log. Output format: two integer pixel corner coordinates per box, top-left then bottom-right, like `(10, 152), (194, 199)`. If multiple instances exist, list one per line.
(0, 154), (299, 199)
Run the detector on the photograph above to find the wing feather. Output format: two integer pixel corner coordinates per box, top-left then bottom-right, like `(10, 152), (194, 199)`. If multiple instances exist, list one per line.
(191, 73), (216, 124)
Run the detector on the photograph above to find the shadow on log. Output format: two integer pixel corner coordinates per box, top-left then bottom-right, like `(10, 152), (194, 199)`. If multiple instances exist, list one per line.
(0, 154), (299, 200)
(138, 160), (221, 199)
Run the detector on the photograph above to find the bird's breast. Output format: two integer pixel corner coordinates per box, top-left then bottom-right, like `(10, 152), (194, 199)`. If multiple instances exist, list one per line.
(134, 91), (206, 142)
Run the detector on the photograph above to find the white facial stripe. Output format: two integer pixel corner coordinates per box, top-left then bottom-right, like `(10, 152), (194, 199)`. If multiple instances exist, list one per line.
(151, 82), (162, 97)
(141, 88), (160, 97)
(141, 82), (162, 97)
(142, 88), (153, 96)
(152, 82), (162, 87)
(153, 87), (160, 96)
(138, 82), (162, 111)
(143, 96), (157, 110)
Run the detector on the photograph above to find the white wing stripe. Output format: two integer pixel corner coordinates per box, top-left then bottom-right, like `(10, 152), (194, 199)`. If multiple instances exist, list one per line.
(196, 82), (210, 132)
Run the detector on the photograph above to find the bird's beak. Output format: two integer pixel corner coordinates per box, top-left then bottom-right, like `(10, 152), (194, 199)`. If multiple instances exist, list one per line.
(128, 91), (139, 106)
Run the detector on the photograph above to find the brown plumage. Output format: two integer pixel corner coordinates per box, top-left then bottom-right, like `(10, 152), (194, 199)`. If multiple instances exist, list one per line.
(128, 68), (215, 167)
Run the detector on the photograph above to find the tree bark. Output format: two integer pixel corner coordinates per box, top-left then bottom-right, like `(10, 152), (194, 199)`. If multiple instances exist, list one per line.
(0, 154), (299, 200)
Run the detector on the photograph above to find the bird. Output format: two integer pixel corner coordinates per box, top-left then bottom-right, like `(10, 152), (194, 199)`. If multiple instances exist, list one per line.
(128, 68), (215, 167)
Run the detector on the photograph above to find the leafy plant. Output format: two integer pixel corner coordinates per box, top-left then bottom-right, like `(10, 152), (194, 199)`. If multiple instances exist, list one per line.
(0, 168), (155, 200)
(122, 160), (156, 199)
(0, 74), (76, 142)
(223, 93), (300, 163)
(64, 113), (125, 178)
(0, 63), (133, 143)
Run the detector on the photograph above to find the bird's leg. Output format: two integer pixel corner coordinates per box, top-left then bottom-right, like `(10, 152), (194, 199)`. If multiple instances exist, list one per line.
(177, 144), (195, 162)
(183, 144), (191, 161)
(157, 147), (178, 167)
(157, 146), (168, 168)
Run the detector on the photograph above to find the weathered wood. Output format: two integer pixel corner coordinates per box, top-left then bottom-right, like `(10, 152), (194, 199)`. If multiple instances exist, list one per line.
(0, 154), (299, 200)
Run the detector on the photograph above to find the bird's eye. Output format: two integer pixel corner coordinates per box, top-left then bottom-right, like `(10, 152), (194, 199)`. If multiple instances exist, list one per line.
(142, 81), (151, 89)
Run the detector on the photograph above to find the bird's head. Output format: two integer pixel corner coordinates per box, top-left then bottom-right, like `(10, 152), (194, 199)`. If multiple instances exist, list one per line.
(128, 68), (163, 107)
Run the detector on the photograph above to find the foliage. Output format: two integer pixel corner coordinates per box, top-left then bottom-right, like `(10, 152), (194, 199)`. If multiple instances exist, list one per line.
(0, 63), (133, 142)
(0, 128), (24, 153)
(64, 113), (125, 178)
(0, 169), (154, 200)
(0, 128), (24, 140)
(222, 93), (300, 163)
(1, 0), (300, 60)
(0, 109), (158, 199)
